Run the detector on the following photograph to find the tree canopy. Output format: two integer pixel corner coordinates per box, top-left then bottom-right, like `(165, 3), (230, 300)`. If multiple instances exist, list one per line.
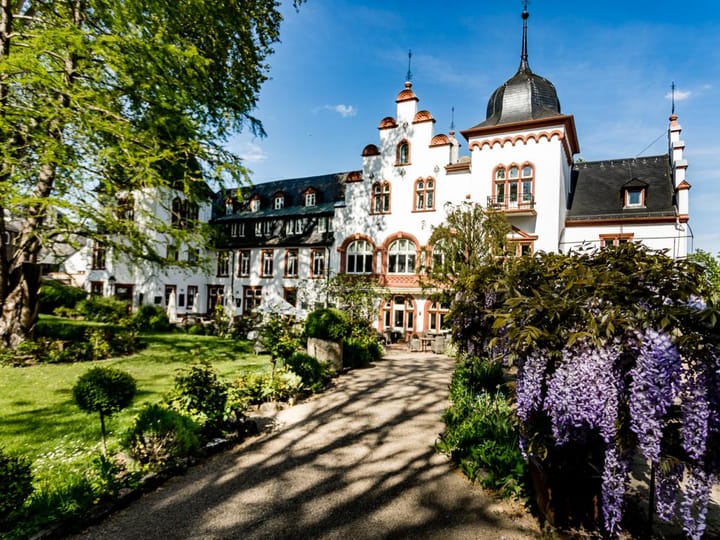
(0, 0), (304, 346)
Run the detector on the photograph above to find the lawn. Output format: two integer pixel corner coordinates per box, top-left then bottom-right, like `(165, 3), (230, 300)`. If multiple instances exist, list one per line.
(0, 331), (271, 486)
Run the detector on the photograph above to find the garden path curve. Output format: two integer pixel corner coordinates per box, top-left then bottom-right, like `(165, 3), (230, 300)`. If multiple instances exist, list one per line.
(67, 346), (540, 540)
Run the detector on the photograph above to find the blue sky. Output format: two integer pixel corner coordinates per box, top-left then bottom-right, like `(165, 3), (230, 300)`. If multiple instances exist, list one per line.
(228, 0), (720, 254)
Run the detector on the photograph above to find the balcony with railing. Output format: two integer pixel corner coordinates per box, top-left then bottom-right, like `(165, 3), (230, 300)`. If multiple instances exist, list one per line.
(487, 195), (536, 216)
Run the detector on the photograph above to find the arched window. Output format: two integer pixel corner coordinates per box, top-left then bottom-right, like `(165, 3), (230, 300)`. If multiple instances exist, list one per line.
(249, 196), (261, 212)
(493, 164), (534, 209)
(371, 182), (391, 214)
(346, 240), (373, 274)
(388, 238), (416, 274)
(396, 140), (410, 165)
(414, 177), (435, 211)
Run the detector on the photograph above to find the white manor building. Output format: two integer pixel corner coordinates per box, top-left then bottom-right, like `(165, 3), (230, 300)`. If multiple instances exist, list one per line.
(61, 7), (691, 338)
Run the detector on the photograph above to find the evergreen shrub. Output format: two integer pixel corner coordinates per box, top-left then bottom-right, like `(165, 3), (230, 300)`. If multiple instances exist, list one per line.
(285, 351), (331, 392)
(305, 308), (350, 341)
(123, 404), (200, 468)
(0, 448), (33, 527)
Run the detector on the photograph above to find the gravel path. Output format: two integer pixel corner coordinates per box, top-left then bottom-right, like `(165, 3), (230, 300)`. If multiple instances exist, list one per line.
(67, 348), (540, 540)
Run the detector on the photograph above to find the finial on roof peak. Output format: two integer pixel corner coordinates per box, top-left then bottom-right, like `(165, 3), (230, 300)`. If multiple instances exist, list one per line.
(520, 1), (530, 71)
(406, 49), (413, 83)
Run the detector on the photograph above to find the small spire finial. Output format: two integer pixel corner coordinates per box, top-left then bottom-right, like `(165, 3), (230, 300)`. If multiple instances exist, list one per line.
(450, 106), (455, 132)
(520, 0), (530, 71)
(406, 50), (413, 82)
(671, 81), (676, 115)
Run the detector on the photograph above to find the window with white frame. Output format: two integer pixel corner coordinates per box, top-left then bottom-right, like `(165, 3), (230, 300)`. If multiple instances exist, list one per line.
(250, 197), (260, 212)
(387, 238), (416, 274)
(346, 240), (373, 274)
(305, 190), (316, 207)
(371, 182), (391, 214)
(310, 249), (325, 277)
(216, 251), (229, 276)
(414, 177), (435, 211)
(243, 286), (262, 311)
(238, 250), (250, 277)
(624, 188), (646, 208)
(274, 194), (285, 209)
(493, 164), (534, 208)
(285, 249), (298, 277)
(261, 249), (274, 277)
(254, 221), (262, 237)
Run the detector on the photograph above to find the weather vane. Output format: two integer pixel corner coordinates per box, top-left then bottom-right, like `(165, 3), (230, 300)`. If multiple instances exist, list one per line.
(406, 50), (413, 82)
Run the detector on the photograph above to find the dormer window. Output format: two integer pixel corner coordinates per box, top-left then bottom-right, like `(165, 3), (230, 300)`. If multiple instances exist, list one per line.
(250, 197), (260, 212)
(274, 193), (285, 210)
(396, 140), (410, 165)
(305, 190), (316, 207)
(622, 179), (648, 208)
(225, 197), (234, 216)
(625, 188), (645, 207)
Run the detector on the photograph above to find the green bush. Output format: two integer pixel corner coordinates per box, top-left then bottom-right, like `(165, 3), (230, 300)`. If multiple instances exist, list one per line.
(259, 313), (303, 361)
(131, 304), (171, 332)
(75, 296), (129, 323)
(123, 404), (200, 468)
(233, 367), (303, 404)
(285, 351), (331, 393)
(437, 388), (527, 498)
(35, 318), (92, 341)
(39, 280), (86, 315)
(261, 366), (303, 402)
(450, 357), (507, 400)
(304, 308), (350, 341)
(0, 448), (33, 527)
(73, 367), (137, 453)
(166, 361), (228, 440)
(342, 334), (383, 368)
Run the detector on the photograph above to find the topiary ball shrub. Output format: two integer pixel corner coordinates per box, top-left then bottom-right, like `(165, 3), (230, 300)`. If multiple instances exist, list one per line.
(73, 367), (137, 453)
(285, 352), (331, 393)
(123, 404), (200, 468)
(0, 448), (33, 528)
(304, 308), (350, 342)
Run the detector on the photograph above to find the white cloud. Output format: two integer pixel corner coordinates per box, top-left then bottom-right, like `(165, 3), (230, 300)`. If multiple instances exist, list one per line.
(665, 89), (691, 101)
(237, 142), (267, 163)
(323, 104), (357, 117)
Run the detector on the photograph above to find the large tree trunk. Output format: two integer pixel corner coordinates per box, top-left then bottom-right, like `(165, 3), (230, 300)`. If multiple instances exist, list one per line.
(0, 0), (77, 348)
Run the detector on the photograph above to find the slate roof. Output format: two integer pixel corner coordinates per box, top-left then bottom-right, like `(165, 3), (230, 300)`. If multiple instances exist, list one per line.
(213, 172), (349, 222)
(471, 65), (562, 129)
(567, 155), (676, 221)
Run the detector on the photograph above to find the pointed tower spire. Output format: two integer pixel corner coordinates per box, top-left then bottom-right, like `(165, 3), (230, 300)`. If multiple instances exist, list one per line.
(671, 81), (676, 115)
(406, 50), (413, 82)
(520, 0), (530, 71)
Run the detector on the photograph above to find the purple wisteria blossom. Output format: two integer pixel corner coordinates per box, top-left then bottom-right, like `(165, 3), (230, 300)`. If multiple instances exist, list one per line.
(655, 460), (683, 522)
(628, 329), (681, 464)
(544, 341), (620, 445)
(680, 465), (713, 540)
(681, 368), (710, 462)
(601, 443), (630, 536)
(516, 350), (548, 423)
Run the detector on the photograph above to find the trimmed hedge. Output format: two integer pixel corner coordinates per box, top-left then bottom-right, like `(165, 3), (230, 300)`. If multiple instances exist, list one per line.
(304, 308), (350, 341)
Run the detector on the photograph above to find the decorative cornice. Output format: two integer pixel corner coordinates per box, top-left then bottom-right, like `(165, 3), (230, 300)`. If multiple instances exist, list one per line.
(565, 215), (689, 227)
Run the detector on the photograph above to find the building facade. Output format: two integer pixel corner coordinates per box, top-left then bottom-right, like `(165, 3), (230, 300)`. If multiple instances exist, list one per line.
(60, 8), (691, 337)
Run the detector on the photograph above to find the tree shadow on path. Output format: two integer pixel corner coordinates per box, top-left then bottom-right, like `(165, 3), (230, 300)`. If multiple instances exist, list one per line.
(67, 352), (540, 540)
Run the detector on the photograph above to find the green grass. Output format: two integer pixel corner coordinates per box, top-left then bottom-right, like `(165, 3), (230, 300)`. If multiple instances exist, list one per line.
(0, 331), (271, 486)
